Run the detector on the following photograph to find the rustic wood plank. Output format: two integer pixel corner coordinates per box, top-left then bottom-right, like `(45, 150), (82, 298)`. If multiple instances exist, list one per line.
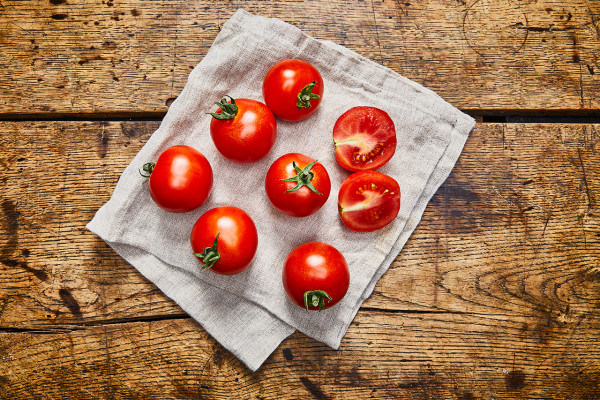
(370, 122), (600, 319)
(0, 0), (598, 114)
(0, 121), (598, 329)
(0, 121), (180, 328)
(1, 311), (599, 399)
(0, 121), (598, 398)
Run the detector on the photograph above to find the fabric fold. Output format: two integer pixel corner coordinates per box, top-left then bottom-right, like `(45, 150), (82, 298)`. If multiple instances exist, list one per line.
(87, 9), (476, 371)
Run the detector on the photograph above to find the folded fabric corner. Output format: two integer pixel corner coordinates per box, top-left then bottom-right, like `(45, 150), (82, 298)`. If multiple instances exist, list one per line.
(87, 9), (475, 371)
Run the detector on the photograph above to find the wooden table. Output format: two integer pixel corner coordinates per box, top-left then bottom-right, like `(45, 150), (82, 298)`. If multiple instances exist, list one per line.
(1, 1), (599, 399)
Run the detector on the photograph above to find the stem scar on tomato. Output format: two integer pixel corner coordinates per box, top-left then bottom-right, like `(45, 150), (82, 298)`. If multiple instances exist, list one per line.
(296, 81), (320, 109)
(193, 233), (221, 269)
(280, 160), (322, 194)
(304, 290), (332, 311)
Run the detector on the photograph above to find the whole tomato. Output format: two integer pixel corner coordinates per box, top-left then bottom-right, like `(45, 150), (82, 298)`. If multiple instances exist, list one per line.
(262, 59), (324, 121)
(282, 242), (350, 311)
(265, 153), (331, 217)
(338, 170), (401, 232)
(209, 96), (277, 163)
(141, 145), (213, 213)
(190, 206), (258, 275)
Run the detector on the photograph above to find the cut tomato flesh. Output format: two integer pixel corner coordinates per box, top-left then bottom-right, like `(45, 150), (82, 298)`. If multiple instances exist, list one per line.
(335, 136), (387, 163)
(339, 183), (394, 213)
(333, 106), (396, 171)
(338, 171), (401, 232)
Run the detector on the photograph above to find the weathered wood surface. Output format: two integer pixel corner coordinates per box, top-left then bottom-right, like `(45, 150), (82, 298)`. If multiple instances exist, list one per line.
(0, 0), (599, 115)
(1, 312), (599, 399)
(0, 121), (598, 399)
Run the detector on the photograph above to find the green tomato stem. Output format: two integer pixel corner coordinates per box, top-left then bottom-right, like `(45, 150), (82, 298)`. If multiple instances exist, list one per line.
(296, 81), (320, 109)
(207, 96), (238, 120)
(280, 160), (323, 195)
(193, 233), (221, 269)
(139, 162), (155, 178)
(303, 290), (333, 311)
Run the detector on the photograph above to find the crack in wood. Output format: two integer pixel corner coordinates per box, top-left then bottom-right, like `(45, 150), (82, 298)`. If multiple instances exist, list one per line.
(300, 376), (332, 400)
(577, 148), (594, 209)
(369, 0), (384, 64)
(579, 64), (585, 108)
(1, 307), (539, 336)
(0, 314), (191, 334)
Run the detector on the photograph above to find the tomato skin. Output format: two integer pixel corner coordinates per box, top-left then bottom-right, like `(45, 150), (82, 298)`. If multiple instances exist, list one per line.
(338, 170), (401, 232)
(282, 242), (350, 311)
(210, 98), (277, 163)
(190, 207), (258, 275)
(333, 106), (397, 171)
(148, 145), (213, 213)
(262, 59), (324, 122)
(265, 153), (331, 217)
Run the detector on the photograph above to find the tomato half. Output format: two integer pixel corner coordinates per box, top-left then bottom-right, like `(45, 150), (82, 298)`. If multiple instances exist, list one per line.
(209, 96), (277, 163)
(262, 59), (324, 121)
(282, 242), (350, 311)
(142, 145), (213, 213)
(190, 207), (258, 275)
(338, 170), (401, 232)
(333, 106), (397, 171)
(265, 153), (331, 217)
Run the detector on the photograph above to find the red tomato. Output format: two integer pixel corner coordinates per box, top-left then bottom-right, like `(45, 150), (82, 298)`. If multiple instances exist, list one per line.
(262, 59), (324, 121)
(190, 207), (258, 275)
(209, 96), (277, 163)
(142, 145), (213, 213)
(282, 242), (350, 311)
(338, 170), (401, 232)
(265, 153), (331, 217)
(333, 106), (397, 171)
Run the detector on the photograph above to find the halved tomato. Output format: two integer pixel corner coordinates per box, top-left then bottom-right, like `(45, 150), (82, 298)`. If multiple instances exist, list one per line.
(333, 106), (396, 171)
(338, 170), (401, 232)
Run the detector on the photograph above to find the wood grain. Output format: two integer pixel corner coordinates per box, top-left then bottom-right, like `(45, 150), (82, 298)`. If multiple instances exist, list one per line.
(372, 123), (600, 319)
(0, 122), (598, 324)
(0, 121), (598, 399)
(0, 121), (180, 328)
(0, 0), (598, 115)
(1, 312), (599, 399)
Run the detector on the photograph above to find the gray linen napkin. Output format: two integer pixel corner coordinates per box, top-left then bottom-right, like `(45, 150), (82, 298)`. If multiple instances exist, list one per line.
(87, 9), (476, 371)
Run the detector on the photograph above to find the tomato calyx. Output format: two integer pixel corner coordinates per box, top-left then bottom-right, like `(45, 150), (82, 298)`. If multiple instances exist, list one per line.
(139, 162), (155, 178)
(296, 81), (320, 109)
(281, 160), (323, 195)
(208, 96), (238, 120)
(193, 233), (221, 269)
(304, 290), (333, 311)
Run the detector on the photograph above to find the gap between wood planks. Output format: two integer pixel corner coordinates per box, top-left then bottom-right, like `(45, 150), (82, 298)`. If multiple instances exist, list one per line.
(0, 111), (599, 123)
(0, 112), (598, 334)
(0, 308), (512, 335)
(0, 313), (190, 334)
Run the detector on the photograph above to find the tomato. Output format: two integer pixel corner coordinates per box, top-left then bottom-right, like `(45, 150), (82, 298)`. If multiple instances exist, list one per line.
(209, 96), (277, 163)
(190, 207), (258, 275)
(333, 106), (397, 171)
(282, 242), (350, 311)
(265, 153), (331, 217)
(262, 59), (324, 121)
(141, 145), (212, 213)
(338, 170), (401, 232)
